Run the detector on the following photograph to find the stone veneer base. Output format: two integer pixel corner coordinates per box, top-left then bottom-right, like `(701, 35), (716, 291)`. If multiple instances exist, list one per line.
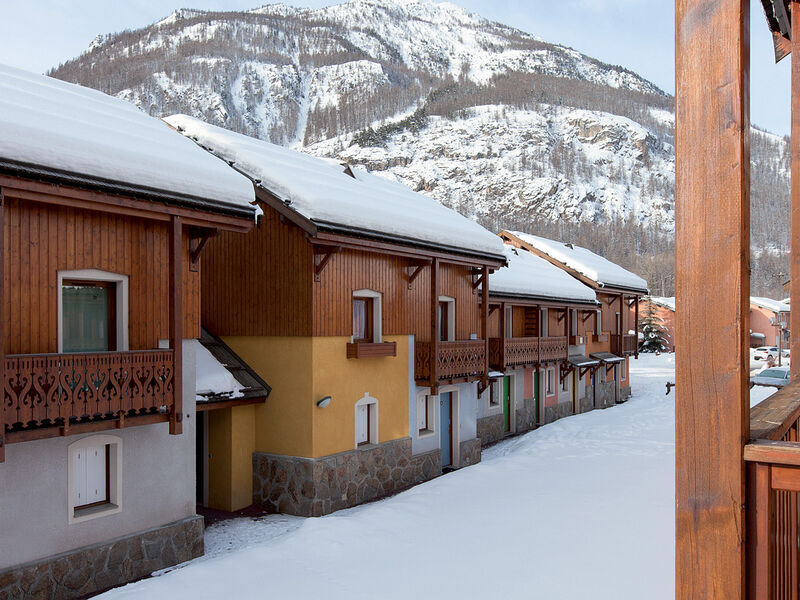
(253, 437), (443, 517)
(477, 413), (505, 447)
(0, 515), (203, 600)
(459, 438), (481, 467)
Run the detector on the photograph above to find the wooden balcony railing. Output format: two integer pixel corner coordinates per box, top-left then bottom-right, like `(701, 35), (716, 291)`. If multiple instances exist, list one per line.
(745, 379), (800, 599)
(611, 334), (638, 356)
(415, 340), (486, 384)
(488, 337), (540, 371)
(3, 350), (175, 438)
(539, 336), (568, 363)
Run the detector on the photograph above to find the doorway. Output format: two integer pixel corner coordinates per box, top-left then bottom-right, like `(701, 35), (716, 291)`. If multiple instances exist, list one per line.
(502, 376), (511, 433)
(196, 411), (208, 506)
(533, 371), (540, 425)
(440, 392), (453, 467)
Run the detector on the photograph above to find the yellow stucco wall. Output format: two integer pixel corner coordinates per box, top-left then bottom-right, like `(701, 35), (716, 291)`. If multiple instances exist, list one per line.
(207, 405), (256, 512)
(311, 335), (410, 457)
(222, 336), (314, 457)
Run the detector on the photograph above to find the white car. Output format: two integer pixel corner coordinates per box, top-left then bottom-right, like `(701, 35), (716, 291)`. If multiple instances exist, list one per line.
(750, 366), (791, 388)
(753, 346), (790, 362)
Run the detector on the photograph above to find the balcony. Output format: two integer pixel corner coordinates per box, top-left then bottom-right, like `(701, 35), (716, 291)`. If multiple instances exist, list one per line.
(611, 334), (637, 356)
(539, 336), (569, 363)
(3, 350), (175, 443)
(415, 340), (486, 384)
(488, 337), (540, 371)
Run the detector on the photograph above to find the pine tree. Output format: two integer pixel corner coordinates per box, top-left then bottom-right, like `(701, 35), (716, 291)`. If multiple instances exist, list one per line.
(639, 298), (670, 353)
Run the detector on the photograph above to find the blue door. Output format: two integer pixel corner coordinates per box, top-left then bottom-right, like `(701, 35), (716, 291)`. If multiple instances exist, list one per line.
(440, 392), (452, 467)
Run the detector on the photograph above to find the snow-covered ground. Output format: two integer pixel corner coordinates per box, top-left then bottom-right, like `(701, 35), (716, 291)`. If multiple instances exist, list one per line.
(101, 354), (774, 600)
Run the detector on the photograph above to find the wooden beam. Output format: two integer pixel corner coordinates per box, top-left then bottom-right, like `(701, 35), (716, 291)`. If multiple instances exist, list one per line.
(313, 246), (340, 282)
(481, 265), (489, 392)
(0, 188), (5, 462)
(169, 216), (183, 435)
(675, 0), (750, 598)
(430, 258), (439, 394)
(746, 462), (773, 600)
(406, 260), (429, 289)
(582, 310), (593, 323)
(499, 301), (506, 341)
(189, 228), (219, 272)
(792, 0), (800, 379)
(634, 296), (639, 359)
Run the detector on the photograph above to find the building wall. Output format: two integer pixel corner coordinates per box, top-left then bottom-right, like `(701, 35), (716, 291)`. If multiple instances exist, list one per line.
(750, 305), (787, 347)
(0, 340), (197, 570)
(411, 382), (478, 466)
(3, 198), (201, 353)
(207, 404), (257, 512)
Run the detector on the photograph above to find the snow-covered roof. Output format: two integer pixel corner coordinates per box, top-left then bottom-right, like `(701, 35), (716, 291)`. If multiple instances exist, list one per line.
(196, 329), (271, 403)
(488, 245), (597, 304)
(650, 296), (675, 312)
(195, 343), (245, 402)
(165, 114), (506, 260)
(0, 64), (255, 213)
(751, 296), (790, 313)
(504, 231), (648, 293)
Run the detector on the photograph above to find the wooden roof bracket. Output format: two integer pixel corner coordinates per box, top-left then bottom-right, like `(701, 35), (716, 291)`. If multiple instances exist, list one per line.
(406, 259), (430, 289)
(627, 297), (637, 307)
(557, 308), (568, 322)
(579, 364), (600, 379)
(582, 309), (594, 323)
(189, 227), (220, 272)
(471, 267), (484, 294)
(560, 363), (575, 383)
(314, 246), (341, 282)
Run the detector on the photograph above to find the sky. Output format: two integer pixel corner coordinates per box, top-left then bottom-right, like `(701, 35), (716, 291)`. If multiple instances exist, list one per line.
(0, 0), (791, 135)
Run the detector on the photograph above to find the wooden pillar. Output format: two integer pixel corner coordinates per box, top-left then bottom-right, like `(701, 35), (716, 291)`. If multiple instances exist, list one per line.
(0, 189), (5, 462)
(675, 0), (750, 598)
(169, 215), (183, 435)
(481, 266), (489, 387)
(792, 2), (800, 379)
(430, 257), (439, 394)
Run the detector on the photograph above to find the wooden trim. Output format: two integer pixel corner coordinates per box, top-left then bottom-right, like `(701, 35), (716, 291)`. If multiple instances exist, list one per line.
(634, 296), (639, 359)
(189, 228), (220, 271)
(745, 440), (800, 466)
(169, 216), (183, 435)
(675, 1), (750, 598)
(746, 461), (773, 600)
(0, 175), (253, 233)
(254, 187), (317, 235)
(313, 246), (341, 282)
(480, 266), (489, 392)
(0, 189), (4, 462)
(196, 397), (267, 412)
(5, 412), (169, 444)
(430, 258), (439, 394)
(406, 260), (429, 289)
(346, 341), (397, 359)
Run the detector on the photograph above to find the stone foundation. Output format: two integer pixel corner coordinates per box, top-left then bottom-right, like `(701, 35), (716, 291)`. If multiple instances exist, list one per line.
(477, 413), (505, 447)
(579, 396), (594, 413)
(253, 437), (441, 517)
(620, 385), (631, 400)
(459, 438), (481, 467)
(515, 397), (537, 432)
(591, 380), (618, 409)
(545, 401), (575, 424)
(0, 516), (203, 600)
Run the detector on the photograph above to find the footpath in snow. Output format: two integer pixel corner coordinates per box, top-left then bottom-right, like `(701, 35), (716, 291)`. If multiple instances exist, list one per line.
(100, 354), (772, 600)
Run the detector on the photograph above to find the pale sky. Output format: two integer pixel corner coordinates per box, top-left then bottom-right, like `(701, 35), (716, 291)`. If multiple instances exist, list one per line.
(0, 0), (791, 134)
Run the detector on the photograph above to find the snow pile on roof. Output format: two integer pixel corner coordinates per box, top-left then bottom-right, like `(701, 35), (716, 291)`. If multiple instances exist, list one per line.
(0, 64), (254, 210)
(489, 245), (597, 303)
(751, 296), (790, 313)
(650, 297), (675, 311)
(195, 342), (244, 401)
(165, 114), (506, 259)
(507, 231), (648, 292)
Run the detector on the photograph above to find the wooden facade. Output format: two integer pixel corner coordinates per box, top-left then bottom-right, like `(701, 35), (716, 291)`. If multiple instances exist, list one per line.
(0, 174), (254, 459)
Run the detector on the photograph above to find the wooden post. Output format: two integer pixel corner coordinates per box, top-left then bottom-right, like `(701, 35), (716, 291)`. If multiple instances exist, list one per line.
(675, 0), (750, 598)
(169, 215), (183, 435)
(499, 301), (506, 371)
(0, 189), (5, 462)
(430, 257), (439, 394)
(746, 462), (773, 599)
(634, 296), (639, 359)
(792, 1), (800, 379)
(482, 266), (489, 388)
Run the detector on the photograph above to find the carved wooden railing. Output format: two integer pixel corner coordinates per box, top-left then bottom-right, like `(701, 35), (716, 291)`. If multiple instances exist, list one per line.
(4, 350), (175, 433)
(611, 334), (638, 356)
(539, 336), (568, 362)
(488, 337), (540, 371)
(745, 379), (800, 599)
(415, 340), (486, 383)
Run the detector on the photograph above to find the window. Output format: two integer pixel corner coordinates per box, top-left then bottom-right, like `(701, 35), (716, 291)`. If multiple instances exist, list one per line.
(616, 312), (621, 335)
(546, 367), (555, 396)
(62, 281), (116, 352)
(355, 394), (379, 447)
(417, 395), (436, 435)
(352, 298), (373, 342)
(488, 380), (501, 407)
(352, 290), (382, 343)
(571, 309), (578, 336)
(505, 306), (513, 338)
(68, 434), (122, 524)
(541, 308), (549, 337)
(596, 309), (602, 335)
(438, 297), (455, 342)
(561, 368), (570, 393)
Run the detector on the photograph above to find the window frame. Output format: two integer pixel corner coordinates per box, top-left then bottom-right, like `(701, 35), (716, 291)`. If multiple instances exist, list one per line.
(68, 434), (123, 524)
(505, 306), (513, 338)
(596, 308), (602, 336)
(546, 367), (555, 396)
(438, 296), (456, 342)
(417, 394), (436, 437)
(351, 289), (382, 344)
(541, 308), (549, 337)
(354, 393), (379, 448)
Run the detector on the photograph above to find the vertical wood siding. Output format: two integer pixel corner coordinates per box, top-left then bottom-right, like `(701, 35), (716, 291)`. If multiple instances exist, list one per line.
(201, 208), (313, 337)
(4, 198), (200, 354)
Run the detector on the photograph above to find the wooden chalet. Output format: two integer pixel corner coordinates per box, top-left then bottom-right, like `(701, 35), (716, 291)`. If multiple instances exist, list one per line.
(166, 114), (506, 516)
(478, 244), (600, 446)
(498, 230), (647, 405)
(676, 1), (800, 598)
(0, 65), (257, 598)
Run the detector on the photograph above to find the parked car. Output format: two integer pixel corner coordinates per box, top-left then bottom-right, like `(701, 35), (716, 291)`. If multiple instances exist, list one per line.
(749, 366), (791, 388)
(753, 346), (790, 361)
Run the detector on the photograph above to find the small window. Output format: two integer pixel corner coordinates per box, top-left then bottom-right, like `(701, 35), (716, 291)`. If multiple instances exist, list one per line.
(505, 306), (513, 338)
(62, 280), (117, 352)
(353, 298), (373, 342)
(438, 297), (455, 342)
(489, 380), (500, 407)
(546, 367), (555, 396)
(68, 434), (122, 524)
(541, 308), (549, 337)
(596, 309), (602, 335)
(561, 369), (570, 393)
(355, 395), (378, 447)
(73, 444), (109, 509)
(417, 395), (436, 435)
(571, 309), (578, 336)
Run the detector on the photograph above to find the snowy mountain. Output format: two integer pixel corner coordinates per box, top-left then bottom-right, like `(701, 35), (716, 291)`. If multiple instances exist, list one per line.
(48, 0), (789, 293)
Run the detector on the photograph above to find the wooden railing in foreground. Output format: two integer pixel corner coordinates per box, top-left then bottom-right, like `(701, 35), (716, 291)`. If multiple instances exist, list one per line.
(745, 378), (800, 599)
(415, 340), (486, 383)
(3, 350), (175, 442)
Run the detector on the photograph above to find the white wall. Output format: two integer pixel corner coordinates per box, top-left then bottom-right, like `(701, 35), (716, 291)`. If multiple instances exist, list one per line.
(410, 381), (478, 459)
(0, 341), (198, 569)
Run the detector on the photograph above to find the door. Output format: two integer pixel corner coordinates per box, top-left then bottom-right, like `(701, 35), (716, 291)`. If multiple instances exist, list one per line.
(440, 392), (452, 467)
(438, 302), (449, 342)
(533, 371), (540, 424)
(502, 376), (511, 433)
